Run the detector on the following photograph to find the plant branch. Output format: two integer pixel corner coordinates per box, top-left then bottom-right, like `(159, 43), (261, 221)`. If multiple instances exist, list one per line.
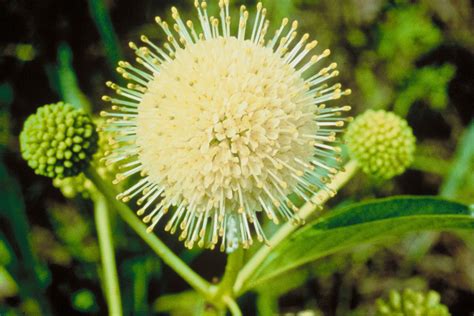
(92, 192), (123, 316)
(223, 296), (243, 316)
(85, 167), (213, 298)
(410, 154), (451, 176)
(233, 160), (359, 295)
(215, 248), (244, 298)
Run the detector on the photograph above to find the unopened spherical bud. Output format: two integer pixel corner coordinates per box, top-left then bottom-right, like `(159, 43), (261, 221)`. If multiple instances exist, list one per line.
(345, 110), (416, 180)
(20, 102), (98, 178)
(53, 175), (94, 199)
(376, 289), (450, 316)
(52, 118), (118, 198)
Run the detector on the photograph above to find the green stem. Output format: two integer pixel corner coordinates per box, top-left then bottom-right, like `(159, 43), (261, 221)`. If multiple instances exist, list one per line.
(92, 192), (122, 316)
(256, 291), (278, 316)
(410, 154), (451, 176)
(223, 296), (242, 316)
(203, 248), (245, 314)
(233, 160), (359, 295)
(85, 167), (213, 298)
(215, 248), (244, 298)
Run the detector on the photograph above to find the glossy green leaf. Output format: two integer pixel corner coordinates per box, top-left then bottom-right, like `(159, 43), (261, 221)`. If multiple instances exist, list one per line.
(248, 196), (474, 290)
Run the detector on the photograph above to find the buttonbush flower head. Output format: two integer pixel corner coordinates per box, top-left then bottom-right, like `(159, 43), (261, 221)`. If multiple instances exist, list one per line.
(20, 102), (98, 178)
(345, 110), (415, 180)
(102, 1), (351, 250)
(53, 119), (117, 199)
(376, 289), (451, 316)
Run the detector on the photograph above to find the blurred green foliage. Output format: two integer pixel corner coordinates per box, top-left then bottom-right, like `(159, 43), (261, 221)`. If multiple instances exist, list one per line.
(377, 3), (442, 81)
(49, 205), (99, 263)
(394, 64), (455, 116)
(441, 122), (474, 203)
(71, 289), (98, 313)
(0, 83), (13, 147)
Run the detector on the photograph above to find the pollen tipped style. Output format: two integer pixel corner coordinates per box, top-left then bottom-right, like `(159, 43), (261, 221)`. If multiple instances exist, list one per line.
(102, 0), (351, 251)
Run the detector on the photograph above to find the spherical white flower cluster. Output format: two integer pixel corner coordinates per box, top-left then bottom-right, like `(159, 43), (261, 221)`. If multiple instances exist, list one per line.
(102, 0), (351, 250)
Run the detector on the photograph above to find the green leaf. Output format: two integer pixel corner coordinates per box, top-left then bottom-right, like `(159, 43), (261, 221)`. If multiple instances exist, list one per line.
(0, 161), (52, 314)
(0, 162), (49, 285)
(56, 43), (92, 112)
(441, 121), (474, 202)
(87, 0), (123, 72)
(248, 196), (474, 290)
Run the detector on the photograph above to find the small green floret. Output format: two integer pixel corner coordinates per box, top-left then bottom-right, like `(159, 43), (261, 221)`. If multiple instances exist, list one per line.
(53, 175), (94, 199)
(20, 102), (98, 178)
(376, 289), (451, 316)
(345, 110), (416, 180)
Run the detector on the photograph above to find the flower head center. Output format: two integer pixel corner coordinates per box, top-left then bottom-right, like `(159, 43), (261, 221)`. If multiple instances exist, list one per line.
(137, 37), (316, 213)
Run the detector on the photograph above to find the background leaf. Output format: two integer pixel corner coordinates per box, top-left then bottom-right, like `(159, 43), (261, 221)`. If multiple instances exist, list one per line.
(0, 161), (52, 314)
(441, 121), (474, 202)
(248, 197), (474, 290)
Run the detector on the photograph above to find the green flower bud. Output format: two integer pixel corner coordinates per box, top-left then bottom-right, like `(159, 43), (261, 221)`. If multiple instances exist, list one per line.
(20, 102), (98, 178)
(376, 289), (451, 316)
(345, 110), (416, 180)
(53, 118), (118, 198)
(53, 175), (93, 199)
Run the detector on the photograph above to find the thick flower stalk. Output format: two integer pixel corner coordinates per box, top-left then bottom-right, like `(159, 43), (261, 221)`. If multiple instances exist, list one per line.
(20, 102), (98, 178)
(376, 289), (451, 316)
(102, 0), (351, 250)
(345, 110), (416, 180)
